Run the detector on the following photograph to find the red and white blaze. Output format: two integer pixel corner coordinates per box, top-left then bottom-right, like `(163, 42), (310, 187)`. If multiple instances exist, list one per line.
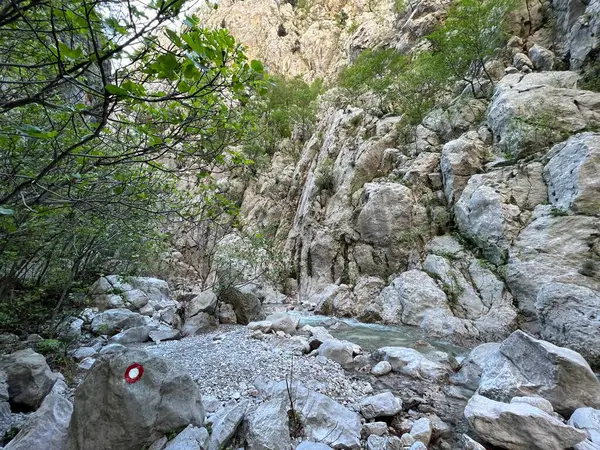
(124, 363), (144, 384)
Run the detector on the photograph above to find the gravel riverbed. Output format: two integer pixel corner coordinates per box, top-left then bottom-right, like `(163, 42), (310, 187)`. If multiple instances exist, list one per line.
(136, 325), (374, 411)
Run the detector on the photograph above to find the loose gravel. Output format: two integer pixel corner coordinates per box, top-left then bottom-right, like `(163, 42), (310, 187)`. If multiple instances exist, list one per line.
(136, 325), (373, 411)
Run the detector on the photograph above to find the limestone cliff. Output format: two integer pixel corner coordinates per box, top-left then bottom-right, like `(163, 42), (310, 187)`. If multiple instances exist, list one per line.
(196, 0), (453, 81)
(199, 0), (600, 366)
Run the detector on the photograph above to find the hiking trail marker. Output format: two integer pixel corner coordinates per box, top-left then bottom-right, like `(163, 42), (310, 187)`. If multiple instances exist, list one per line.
(125, 363), (144, 384)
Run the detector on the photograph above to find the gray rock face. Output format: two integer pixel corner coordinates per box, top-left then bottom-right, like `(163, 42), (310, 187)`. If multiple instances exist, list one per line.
(186, 291), (218, 318)
(536, 282), (600, 368)
(454, 162), (547, 265)
(359, 392), (402, 419)
(98, 343), (126, 355)
(0, 348), (58, 411)
(409, 418), (432, 445)
(528, 44), (555, 71)
(164, 425), (209, 450)
(149, 329), (181, 343)
(246, 381), (361, 450)
(511, 396), (554, 414)
(318, 339), (356, 369)
(208, 401), (247, 450)
(569, 407), (600, 450)
(374, 270), (449, 326)
(0, 371), (10, 420)
(67, 349), (204, 450)
(544, 132), (600, 215)
(90, 308), (147, 335)
(488, 72), (600, 158)
(371, 361), (392, 376)
(219, 286), (264, 325)
(440, 131), (489, 205)
(249, 313), (299, 335)
(108, 325), (151, 344)
(451, 343), (500, 391)
(505, 209), (600, 363)
(296, 442), (333, 450)
(361, 422), (388, 437)
(70, 347), (97, 361)
(477, 330), (600, 415)
(90, 276), (178, 324)
(463, 434), (486, 450)
(357, 182), (421, 248)
(374, 347), (448, 381)
(181, 312), (217, 337)
(569, 0), (600, 70)
(464, 394), (586, 450)
(4, 393), (73, 450)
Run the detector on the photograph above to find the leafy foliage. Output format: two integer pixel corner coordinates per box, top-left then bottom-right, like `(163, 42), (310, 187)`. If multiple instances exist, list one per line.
(0, 0), (266, 331)
(243, 75), (323, 162)
(314, 157), (335, 192)
(339, 0), (515, 118)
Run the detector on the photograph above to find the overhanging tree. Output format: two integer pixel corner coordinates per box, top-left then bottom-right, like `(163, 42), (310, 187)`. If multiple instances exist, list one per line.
(0, 0), (266, 331)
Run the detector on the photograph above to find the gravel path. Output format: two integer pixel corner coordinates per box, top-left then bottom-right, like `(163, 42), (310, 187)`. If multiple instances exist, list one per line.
(136, 325), (373, 411)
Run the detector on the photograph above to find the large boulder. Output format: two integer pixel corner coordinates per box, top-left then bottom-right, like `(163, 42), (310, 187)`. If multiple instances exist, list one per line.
(544, 132), (600, 215)
(454, 162), (547, 265)
(450, 343), (500, 391)
(246, 381), (361, 450)
(186, 291), (218, 318)
(477, 330), (600, 415)
(374, 270), (449, 326)
(67, 349), (204, 450)
(318, 339), (356, 369)
(164, 425), (209, 450)
(536, 282), (600, 368)
(181, 312), (217, 337)
(90, 308), (148, 336)
(569, 407), (600, 450)
(108, 325), (152, 344)
(464, 394), (586, 450)
(219, 286), (264, 325)
(487, 72), (600, 158)
(0, 348), (58, 411)
(440, 131), (489, 205)
(506, 208), (599, 335)
(248, 313), (299, 335)
(4, 393), (72, 450)
(208, 401), (247, 450)
(373, 347), (448, 381)
(359, 392), (402, 419)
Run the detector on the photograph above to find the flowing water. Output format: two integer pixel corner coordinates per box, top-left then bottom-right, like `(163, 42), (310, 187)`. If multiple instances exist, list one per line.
(290, 312), (469, 357)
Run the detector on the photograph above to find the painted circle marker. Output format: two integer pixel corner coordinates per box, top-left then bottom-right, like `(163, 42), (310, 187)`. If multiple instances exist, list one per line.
(124, 363), (144, 384)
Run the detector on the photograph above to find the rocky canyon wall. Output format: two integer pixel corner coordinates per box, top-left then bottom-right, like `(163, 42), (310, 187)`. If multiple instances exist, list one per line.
(197, 0), (600, 365)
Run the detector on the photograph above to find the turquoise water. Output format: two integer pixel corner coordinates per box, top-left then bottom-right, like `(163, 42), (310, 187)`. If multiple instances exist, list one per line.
(292, 313), (468, 357)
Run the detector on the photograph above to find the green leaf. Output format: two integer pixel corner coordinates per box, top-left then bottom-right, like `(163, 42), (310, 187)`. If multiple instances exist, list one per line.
(165, 28), (183, 47)
(105, 84), (129, 96)
(250, 60), (264, 73)
(104, 17), (127, 35)
(58, 42), (83, 60)
(177, 80), (190, 92)
(18, 124), (58, 139)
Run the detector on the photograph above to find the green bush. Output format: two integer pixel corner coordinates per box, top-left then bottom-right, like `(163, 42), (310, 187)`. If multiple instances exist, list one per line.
(314, 158), (335, 192)
(393, 0), (407, 14)
(338, 0), (516, 119)
(244, 75), (323, 161)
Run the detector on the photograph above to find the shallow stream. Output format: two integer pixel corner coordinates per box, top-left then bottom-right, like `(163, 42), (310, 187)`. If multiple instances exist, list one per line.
(291, 312), (469, 357)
